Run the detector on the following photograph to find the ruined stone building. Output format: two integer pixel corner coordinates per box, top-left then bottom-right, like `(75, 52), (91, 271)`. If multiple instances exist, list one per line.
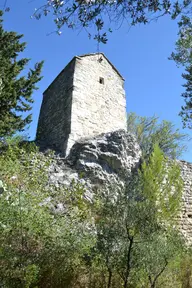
(36, 53), (127, 155)
(36, 53), (192, 242)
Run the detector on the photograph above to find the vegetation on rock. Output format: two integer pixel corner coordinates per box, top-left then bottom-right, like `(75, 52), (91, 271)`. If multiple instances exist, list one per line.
(0, 136), (188, 288)
(0, 7), (191, 287)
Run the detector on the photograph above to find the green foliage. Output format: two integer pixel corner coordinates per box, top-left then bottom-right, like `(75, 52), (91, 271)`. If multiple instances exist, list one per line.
(177, 250), (192, 287)
(141, 144), (183, 222)
(0, 138), (186, 287)
(0, 143), (52, 286)
(170, 16), (192, 67)
(180, 64), (192, 129)
(31, 0), (192, 130)
(137, 230), (184, 288)
(0, 10), (43, 138)
(0, 141), (95, 287)
(127, 112), (188, 159)
(170, 15), (192, 128)
(33, 0), (191, 43)
(91, 145), (183, 288)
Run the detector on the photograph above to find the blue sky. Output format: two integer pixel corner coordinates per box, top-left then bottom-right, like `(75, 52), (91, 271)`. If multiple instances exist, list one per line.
(2, 0), (192, 161)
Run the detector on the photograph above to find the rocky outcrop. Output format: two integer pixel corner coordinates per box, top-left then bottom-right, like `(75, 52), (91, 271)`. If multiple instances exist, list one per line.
(49, 130), (141, 193)
(47, 129), (192, 242)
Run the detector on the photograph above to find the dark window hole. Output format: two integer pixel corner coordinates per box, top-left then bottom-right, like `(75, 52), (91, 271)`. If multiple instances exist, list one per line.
(99, 77), (104, 84)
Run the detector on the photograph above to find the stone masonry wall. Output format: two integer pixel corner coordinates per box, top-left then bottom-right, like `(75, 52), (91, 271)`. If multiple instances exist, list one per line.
(36, 59), (75, 153)
(178, 160), (192, 242)
(36, 53), (127, 155)
(68, 54), (127, 150)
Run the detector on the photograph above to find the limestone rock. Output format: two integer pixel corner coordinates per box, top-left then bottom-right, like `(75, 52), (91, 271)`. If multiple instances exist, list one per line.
(49, 130), (141, 193)
(47, 129), (192, 243)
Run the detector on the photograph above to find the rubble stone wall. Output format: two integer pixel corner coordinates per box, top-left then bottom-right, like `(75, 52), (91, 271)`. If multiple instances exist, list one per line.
(36, 59), (75, 153)
(178, 160), (192, 242)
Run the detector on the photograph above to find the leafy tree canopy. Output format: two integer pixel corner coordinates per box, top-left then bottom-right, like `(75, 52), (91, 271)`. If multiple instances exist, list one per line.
(0, 135), (186, 288)
(93, 144), (183, 288)
(170, 15), (192, 128)
(127, 112), (189, 159)
(0, 11), (43, 138)
(0, 138), (94, 287)
(33, 0), (192, 43)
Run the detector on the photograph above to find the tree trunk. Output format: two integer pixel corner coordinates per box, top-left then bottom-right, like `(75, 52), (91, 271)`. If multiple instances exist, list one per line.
(107, 269), (112, 288)
(123, 236), (134, 288)
(148, 260), (168, 288)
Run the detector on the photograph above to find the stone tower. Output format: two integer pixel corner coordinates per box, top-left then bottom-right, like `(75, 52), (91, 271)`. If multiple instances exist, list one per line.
(36, 53), (127, 155)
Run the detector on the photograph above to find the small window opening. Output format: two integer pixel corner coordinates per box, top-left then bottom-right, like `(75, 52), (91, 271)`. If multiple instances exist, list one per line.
(188, 214), (192, 218)
(98, 56), (103, 63)
(99, 77), (104, 84)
